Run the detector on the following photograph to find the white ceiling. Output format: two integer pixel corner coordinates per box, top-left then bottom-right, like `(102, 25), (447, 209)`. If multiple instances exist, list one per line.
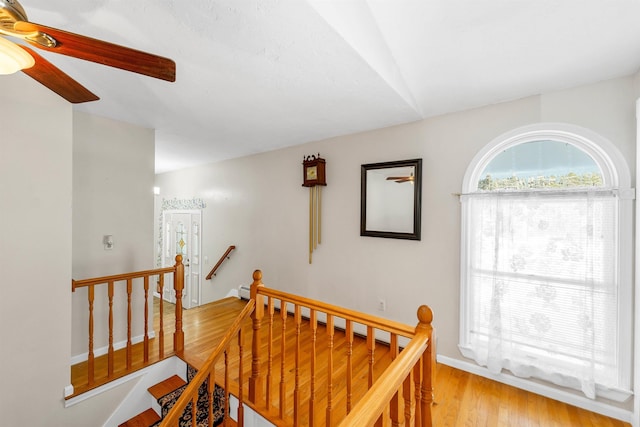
(14, 0), (640, 173)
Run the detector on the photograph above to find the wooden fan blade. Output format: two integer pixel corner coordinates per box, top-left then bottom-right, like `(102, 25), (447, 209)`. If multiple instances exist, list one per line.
(15, 21), (176, 82)
(19, 45), (99, 103)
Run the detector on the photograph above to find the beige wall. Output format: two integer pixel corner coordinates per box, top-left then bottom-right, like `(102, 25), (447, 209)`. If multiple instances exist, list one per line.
(0, 72), (74, 426)
(0, 75), (153, 426)
(72, 112), (155, 357)
(156, 74), (636, 364)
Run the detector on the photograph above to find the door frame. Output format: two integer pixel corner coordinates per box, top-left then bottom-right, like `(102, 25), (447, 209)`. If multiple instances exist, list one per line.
(159, 209), (203, 309)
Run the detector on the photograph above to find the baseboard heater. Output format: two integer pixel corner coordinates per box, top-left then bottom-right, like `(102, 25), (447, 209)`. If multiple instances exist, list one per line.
(239, 285), (251, 300)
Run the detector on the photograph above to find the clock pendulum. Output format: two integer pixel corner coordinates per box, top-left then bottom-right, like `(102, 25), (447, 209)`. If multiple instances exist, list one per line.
(302, 154), (327, 264)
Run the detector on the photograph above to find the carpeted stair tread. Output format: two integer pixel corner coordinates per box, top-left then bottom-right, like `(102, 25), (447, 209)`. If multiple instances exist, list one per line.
(118, 408), (160, 427)
(148, 375), (187, 401)
(121, 365), (226, 427)
(150, 365), (226, 427)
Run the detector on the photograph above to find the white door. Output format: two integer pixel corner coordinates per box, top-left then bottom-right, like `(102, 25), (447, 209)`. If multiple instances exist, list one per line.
(162, 210), (202, 309)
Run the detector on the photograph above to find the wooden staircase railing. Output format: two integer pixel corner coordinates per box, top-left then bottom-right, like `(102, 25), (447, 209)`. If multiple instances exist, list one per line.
(206, 245), (236, 280)
(161, 269), (435, 427)
(339, 306), (434, 427)
(159, 298), (256, 426)
(71, 255), (185, 394)
(249, 271), (435, 427)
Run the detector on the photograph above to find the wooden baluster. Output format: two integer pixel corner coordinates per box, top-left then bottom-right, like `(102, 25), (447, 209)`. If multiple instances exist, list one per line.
(173, 254), (184, 353)
(403, 373), (413, 426)
(413, 361), (422, 426)
(308, 309), (317, 426)
(159, 274), (165, 359)
(191, 394), (197, 427)
(224, 350), (230, 427)
(367, 325), (375, 388)
(279, 301), (287, 420)
(326, 314), (334, 427)
(126, 278), (133, 369)
(143, 276), (149, 363)
(421, 355), (432, 427)
(238, 328), (245, 427)
(345, 319), (354, 414)
(249, 270), (264, 404)
(417, 305), (435, 427)
(266, 297), (274, 410)
(390, 334), (400, 427)
(369, 326), (383, 427)
(293, 305), (301, 426)
(208, 371), (214, 427)
(108, 281), (114, 377)
(87, 285), (95, 386)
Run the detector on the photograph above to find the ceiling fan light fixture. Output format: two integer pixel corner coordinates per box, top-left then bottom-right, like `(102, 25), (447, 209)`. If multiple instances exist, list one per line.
(0, 36), (32, 74)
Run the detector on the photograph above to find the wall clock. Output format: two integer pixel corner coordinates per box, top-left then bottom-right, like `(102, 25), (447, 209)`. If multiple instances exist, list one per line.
(302, 154), (326, 263)
(302, 155), (326, 187)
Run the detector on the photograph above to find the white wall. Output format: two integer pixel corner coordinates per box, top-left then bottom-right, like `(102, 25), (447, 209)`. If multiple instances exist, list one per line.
(155, 75), (637, 411)
(72, 112), (156, 357)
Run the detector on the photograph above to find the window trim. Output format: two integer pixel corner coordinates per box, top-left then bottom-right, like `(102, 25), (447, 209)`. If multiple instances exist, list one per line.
(459, 123), (634, 401)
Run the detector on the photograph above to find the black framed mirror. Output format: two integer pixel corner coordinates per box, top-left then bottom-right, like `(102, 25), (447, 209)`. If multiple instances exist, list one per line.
(360, 158), (422, 240)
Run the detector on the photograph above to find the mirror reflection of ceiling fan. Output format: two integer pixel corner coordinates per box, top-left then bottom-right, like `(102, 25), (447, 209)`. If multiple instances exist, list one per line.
(0, 0), (175, 103)
(386, 172), (414, 183)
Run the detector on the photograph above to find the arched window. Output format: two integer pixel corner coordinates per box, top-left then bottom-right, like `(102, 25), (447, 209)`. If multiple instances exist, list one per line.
(459, 124), (633, 401)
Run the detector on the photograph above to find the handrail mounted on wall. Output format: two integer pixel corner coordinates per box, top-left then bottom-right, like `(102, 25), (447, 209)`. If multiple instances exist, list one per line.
(206, 245), (236, 280)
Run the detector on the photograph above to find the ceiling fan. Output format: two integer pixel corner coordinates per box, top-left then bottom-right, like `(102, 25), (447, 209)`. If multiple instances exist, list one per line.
(386, 173), (414, 183)
(0, 0), (175, 103)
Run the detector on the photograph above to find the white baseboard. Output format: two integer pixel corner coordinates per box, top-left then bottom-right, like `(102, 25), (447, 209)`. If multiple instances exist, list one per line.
(437, 355), (633, 424)
(71, 331), (156, 365)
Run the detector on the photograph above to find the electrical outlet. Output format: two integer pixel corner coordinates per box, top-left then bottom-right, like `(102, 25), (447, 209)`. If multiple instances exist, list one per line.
(378, 299), (386, 311)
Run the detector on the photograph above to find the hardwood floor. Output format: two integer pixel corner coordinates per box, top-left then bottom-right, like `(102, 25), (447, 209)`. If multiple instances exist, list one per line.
(182, 298), (631, 427)
(71, 297), (631, 426)
(431, 363), (631, 427)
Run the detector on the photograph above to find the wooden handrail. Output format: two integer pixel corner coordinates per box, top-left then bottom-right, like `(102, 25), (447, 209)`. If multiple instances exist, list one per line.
(159, 298), (256, 426)
(257, 286), (416, 337)
(72, 266), (176, 290)
(70, 255), (185, 394)
(206, 245), (236, 280)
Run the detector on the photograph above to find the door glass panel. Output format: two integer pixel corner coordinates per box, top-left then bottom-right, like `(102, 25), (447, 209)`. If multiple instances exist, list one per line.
(165, 222), (171, 258)
(175, 221), (187, 256)
(192, 221), (199, 263)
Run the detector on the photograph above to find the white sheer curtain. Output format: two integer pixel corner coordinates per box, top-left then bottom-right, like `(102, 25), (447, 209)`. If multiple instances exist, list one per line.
(462, 189), (619, 398)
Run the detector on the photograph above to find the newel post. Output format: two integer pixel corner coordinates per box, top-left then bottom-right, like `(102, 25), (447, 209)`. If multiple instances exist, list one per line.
(173, 254), (185, 353)
(416, 305), (434, 427)
(249, 269), (264, 403)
